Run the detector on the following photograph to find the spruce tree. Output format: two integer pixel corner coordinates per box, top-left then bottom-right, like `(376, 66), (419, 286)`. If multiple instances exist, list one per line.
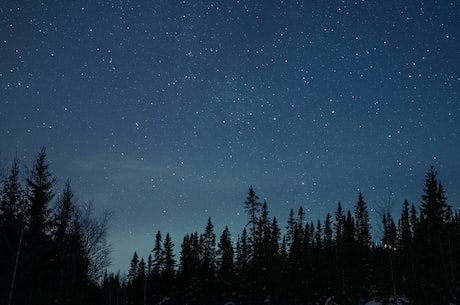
(127, 252), (139, 286)
(162, 232), (176, 297)
(127, 252), (140, 305)
(25, 147), (56, 305)
(53, 181), (88, 304)
(416, 166), (453, 303)
(0, 158), (25, 227)
(0, 158), (26, 305)
(354, 192), (371, 248)
(323, 213), (333, 249)
(217, 226), (234, 303)
(26, 147), (56, 237)
(200, 217), (217, 304)
(334, 202), (346, 300)
(177, 232), (200, 304)
(152, 230), (163, 278)
(244, 185), (261, 248)
(397, 200), (412, 252)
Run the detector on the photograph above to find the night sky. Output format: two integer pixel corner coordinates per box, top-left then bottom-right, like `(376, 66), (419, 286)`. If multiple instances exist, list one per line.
(1, 1), (459, 273)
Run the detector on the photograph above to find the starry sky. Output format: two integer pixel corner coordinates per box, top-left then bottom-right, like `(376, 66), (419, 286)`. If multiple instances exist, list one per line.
(1, 0), (459, 273)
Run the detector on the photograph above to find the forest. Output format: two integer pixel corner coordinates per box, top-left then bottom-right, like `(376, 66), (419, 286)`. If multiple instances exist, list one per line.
(1, 148), (459, 305)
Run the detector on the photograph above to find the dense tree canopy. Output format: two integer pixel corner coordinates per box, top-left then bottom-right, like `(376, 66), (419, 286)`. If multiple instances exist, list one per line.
(0, 148), (111, 305)
(1, 149), (459, 305)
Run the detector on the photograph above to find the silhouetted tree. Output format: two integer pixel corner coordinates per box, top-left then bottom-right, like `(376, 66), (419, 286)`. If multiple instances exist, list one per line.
(78, 201), (111, 284)
(415, 166), (454, 303)
(162, 233), (176, 298)
(216, 226), (234, 303)
(355, 192), (371, 248)
(127, 252), (140, 305)
(0, 158), (26, 305)
(53, 181), (88, 305)
(198, 217), (217, 304)
(244, 185), (261, 249)
(24, 147), (56, 305)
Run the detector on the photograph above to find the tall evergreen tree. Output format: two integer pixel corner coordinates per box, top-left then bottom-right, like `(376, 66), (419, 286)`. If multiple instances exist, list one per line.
(199, 217), (217, 304)
(53, 181), (88, 305)
(285, 208), (296, 249)
(54, 181), (74, 243)
(397, 200), (412, 251)
(420, 166), (450, 225)
(342, 210), (357, 300)
(323, 213), (333, 249)
(354, 192), (371, 248)
(244, 185), (261, 247)
(152, 230), (163, 278)
(202, 217), (216, 272)
(415, 166), (454, 303)
(127, 252), (139, 286)
(216, 226), (234, 303)
(25, 147), (56, 305)
(235, 228), (250, 302)
(26, 147), (56, 236)
(127, 252), (140, 305)
(334, 201), (346, 300)
(0, 158), (26, 305)
(382, 212), (397, 250)
(177, 232), (200, 304)
(334, 201), (345, 244)
(381, 212), (398, 298)
(162, 232), (176, 298)
(0, 158), (25, 227)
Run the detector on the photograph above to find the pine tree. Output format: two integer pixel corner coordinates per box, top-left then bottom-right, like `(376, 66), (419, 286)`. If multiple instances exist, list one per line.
(342, 210), (356, 300)
(54, 180), (74, 244)
(382, 213), (397, 250)
(0, 158), (26, 305)
(381, 212), (397, 298)
(200, 217), (217, 303)
(235, 228), (250, 302)
(415, 166), (454, 303)
(202, 217), (216, 273)
(127, 252), (139, 286)
(127, 252), (140, 305)
(334, 202), (346, 300)
(25, 147), (56, 305)
(315, 220), (322, 250)
(152, 230), (163, 277)
(285, 208), (296, 249)
(217, 226), (234, 303)
(177, 232), (200, 304)
(354, 193), (373, 299)
(244, 185), (261, 247)
(397, 200), (412, 252)
(354, 192), (371, 248)
(420, 166), (449, 225)
(334, 201), (345, 245)
(146, 254), (153, 278)
(323, 213), (333, 249)
(138, 258), (147, 305)
(26, 147), (56, 237)
(0, 158), (25, 227)
(162, 232), (176, 297)
(53, 181), (88, 304)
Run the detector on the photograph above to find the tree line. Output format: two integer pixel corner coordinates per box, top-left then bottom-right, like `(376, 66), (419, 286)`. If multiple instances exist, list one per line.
(0, 148), (111, 305)
(112, 167), (460, 305)
(1, 148), (459, 305)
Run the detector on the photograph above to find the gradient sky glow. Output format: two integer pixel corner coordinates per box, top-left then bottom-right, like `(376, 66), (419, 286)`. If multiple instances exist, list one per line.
(1, 0), (460, 273)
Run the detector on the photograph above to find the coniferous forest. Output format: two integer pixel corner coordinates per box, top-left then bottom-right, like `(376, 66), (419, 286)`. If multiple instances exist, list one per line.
(1, 148), (460, 305)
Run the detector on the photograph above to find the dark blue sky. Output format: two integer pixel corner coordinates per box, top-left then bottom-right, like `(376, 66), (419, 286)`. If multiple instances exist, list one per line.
(1, 0), (459, 272)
